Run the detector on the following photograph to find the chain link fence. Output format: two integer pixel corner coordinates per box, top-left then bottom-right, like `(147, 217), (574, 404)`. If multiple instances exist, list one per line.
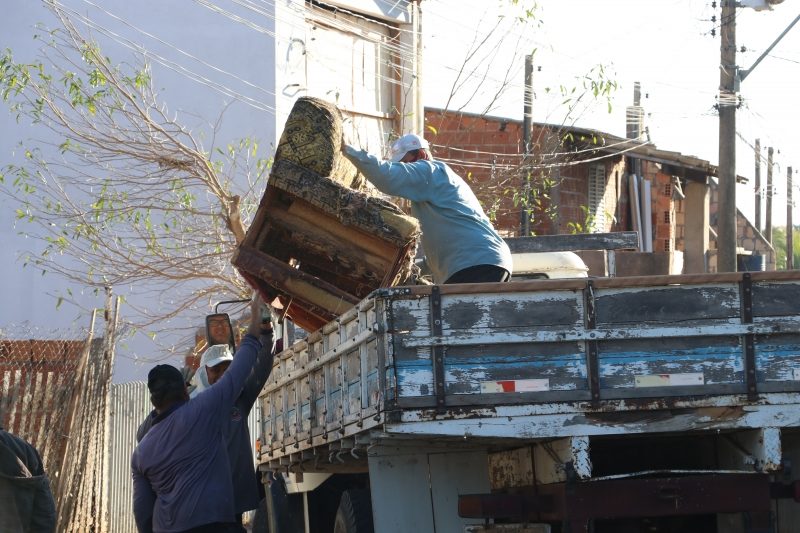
(0, 289), (120, 532)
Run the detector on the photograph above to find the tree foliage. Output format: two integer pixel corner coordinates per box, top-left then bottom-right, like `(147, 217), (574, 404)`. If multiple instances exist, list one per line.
(771, 226), (800, 270)
(0, 3), (270, 334)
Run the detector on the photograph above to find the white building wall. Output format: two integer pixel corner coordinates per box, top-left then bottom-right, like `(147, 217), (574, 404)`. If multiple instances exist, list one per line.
(1, 0), (415, 381)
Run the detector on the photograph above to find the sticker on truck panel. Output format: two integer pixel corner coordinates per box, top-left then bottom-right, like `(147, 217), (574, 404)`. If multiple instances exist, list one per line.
(480, 379), (550, 393)
(634, 373), (704, 388)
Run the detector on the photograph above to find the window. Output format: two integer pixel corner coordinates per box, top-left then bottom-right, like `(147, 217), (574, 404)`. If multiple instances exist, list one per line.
(304, 3), (399, 152)
(588, 164), (607, 232)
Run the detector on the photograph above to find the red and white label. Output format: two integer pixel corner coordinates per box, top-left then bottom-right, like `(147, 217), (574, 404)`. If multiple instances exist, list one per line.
(480, 378), (550, 393)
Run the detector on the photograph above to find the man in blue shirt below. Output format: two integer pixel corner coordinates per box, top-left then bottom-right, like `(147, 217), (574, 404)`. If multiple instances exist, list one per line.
(132, 296), (271, 533)
(342, 133), (512, 284)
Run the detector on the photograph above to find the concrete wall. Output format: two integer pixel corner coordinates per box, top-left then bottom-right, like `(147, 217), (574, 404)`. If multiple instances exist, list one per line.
(706, 181), (776, 272)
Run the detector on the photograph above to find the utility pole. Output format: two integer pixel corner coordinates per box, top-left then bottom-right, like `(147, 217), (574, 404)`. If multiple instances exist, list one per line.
(717, 0), (737, 272)
(520, 54), (533, 236)
(718, 6), (799, 269)
(788, 166), (793, 270)
(766, 147), (774, 244)
(754, 138), (761, 232)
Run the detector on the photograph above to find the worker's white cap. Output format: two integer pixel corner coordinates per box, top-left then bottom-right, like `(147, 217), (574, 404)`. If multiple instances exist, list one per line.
(201, 344), (233, 368)
(389, 134), (430, 162)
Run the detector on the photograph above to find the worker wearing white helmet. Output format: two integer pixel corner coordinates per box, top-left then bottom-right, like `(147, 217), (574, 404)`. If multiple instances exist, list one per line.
(343, 133), (512, 284)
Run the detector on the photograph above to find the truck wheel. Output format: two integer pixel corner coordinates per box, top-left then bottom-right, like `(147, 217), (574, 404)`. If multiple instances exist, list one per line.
(333, 489), (374, 533)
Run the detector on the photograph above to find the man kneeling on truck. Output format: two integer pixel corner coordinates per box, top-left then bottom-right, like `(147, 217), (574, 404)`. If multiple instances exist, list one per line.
(343, 133), (513, 284)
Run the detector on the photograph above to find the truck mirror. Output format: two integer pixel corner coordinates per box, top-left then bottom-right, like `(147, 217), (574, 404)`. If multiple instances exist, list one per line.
(206, 313), (236, 352)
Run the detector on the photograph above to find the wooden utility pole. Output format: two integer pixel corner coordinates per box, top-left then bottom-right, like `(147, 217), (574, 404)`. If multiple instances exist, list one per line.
(788, 166), (794, 270)
(717, 0), (737, 272)
(754, 138), (761, 232)
(766, 147), (774, 244)
(521, 54), (533, 236)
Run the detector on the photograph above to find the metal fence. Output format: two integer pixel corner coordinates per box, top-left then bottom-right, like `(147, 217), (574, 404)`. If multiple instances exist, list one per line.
(108, 381), (151, 533)
(0, 337), (85, 480)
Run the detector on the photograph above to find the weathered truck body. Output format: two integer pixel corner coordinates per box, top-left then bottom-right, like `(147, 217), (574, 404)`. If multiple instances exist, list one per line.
(255, 271), (800, 532)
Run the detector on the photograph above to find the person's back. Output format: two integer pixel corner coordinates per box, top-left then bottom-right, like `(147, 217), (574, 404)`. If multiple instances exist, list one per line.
(0, 429), (56, 533)
(342, 134), (512, 284)
(132, 298), (265, 533)
(400, 158), (509, 283)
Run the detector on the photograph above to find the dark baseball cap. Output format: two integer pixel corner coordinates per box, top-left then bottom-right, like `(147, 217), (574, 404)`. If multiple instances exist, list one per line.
(147, 364), (184, 393)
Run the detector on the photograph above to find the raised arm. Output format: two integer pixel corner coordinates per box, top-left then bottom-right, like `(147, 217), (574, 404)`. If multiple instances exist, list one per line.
(342, 145), (435, 202)
(240, 318), (276, 412)
(193, 296), (264, 417)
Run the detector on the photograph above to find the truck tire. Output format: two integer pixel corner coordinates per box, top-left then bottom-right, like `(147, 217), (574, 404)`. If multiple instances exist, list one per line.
(333, 489), (374, 533)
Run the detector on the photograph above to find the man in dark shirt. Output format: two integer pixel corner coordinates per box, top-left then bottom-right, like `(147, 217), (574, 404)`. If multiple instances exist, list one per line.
(136, 306), (276, 531)
(0, 427), (56, 533)
(200, 334), (276, 529)
(132, 296), (273, 533)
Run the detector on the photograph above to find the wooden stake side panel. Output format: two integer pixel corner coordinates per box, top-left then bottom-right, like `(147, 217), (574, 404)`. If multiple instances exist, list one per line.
(256, 273), (800, 463)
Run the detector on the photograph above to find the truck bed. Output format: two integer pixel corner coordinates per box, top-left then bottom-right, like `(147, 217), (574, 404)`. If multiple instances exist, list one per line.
(256, 271), (800, 470)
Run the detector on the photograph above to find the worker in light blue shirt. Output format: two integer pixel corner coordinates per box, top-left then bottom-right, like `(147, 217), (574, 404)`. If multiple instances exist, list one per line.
(131, 297), (267, 533)
(342, 134), (512, 284)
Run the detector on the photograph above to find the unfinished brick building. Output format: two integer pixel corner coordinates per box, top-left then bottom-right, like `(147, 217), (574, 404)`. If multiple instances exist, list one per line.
(424, 107), (774, 273)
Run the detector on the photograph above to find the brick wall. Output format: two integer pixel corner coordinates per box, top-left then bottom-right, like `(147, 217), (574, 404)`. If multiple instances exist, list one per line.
(423, 108), (777, 273)
(706, 183), (775, 270)
(650, 168), (676, 252)
(424, 109), (630, 236)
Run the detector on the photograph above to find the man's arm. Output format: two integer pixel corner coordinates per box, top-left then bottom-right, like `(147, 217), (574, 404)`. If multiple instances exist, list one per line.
(240, 326), (275, 412)
(12, 440), (56, 532)
(193, 297), (264, 416)
(342, 145), (435, 202)
(136, 412), (155, 443)
(132, 460), (155, 533)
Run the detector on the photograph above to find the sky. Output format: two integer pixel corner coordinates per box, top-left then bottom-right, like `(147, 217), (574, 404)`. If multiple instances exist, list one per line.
(423, 0), (799, 227)
(1, 0), (798, 380)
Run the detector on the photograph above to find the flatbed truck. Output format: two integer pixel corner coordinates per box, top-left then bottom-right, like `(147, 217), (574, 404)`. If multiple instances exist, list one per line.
(253, 270), (800, 532)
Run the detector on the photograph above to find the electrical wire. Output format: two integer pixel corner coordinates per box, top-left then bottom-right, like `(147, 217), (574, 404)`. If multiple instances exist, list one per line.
(76, 0), (280, 102)
(54, 2), (279, 113)
(54, 0), (790, 177)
